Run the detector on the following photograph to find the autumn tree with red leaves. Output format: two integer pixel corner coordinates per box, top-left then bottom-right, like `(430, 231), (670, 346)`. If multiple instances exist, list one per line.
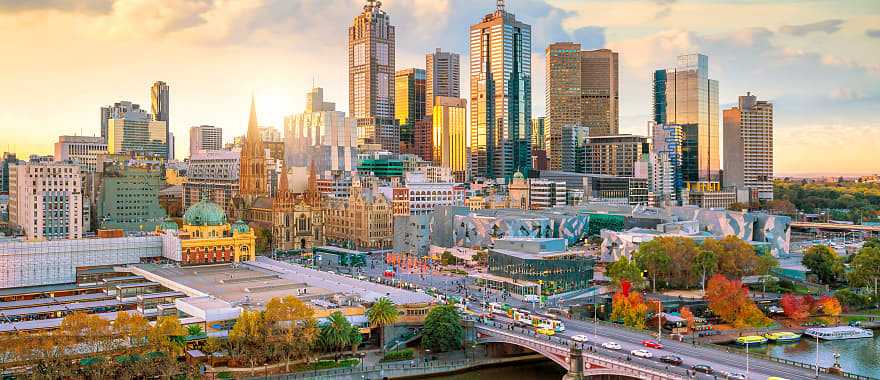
(705, 274), (772, 328)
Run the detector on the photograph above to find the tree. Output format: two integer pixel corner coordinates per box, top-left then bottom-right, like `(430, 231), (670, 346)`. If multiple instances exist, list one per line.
(802, 245), (843, 285)
(319, 312), (356, 355)
(228, 310), (268, 373)
(816, 296), (842, 325)
(114, 311), (151, 354)
(367, 297), (399, 351)
(610, 289), (648, 329)
(264, 296), (319, 370)
(704, 235), (771, 279)
(679, 306), (696, 331)
(692, 250), (718, 295)
(149, 316), (187, 357)
(765, 199), (797, 215)
(634, 239), (672, 292)
(780, 293), (811, 323)
(59, 312), (112, 354)
(848, 246), (880, 300)
(422, 305), (463, 352)
(727, 202), (748, 211)
(705, 274), (772, 328)
(606, 256), (645, 289)
(660, 237), (700, 289)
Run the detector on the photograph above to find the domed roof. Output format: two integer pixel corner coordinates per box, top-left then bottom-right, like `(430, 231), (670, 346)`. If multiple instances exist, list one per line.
(158, 218), (179, 231)
(231, 219), (250, 234)
(513, 170), (525, 180)
(183, 197), (227, 226)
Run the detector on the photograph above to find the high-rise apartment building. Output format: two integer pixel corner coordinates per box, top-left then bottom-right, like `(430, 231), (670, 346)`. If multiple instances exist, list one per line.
(54, 136), (108, 172)
(583, 135), (649, 177)
(560, 125), (590, 173)
(650, 122), (683, 205)
(189, 125), (223, 156)
(723, 92), (774, 200)
(96, 159), (166, 232)
(349, 0), (398, 154)
(100, 101), (142, 140)
(284, 87), (358, 173)
(106, 106), (169, 158)
(431, 97), (468, 182)
(545, 43), (619, 170)
(8, 162), (83, 240)
(426, 48), (461, 115)
(395, 68), (426, 155)
(653, 53), (720, 187)
(469, 1), (532, 180)
(0, 152), (20, 194)
(151, 81), (171, 159)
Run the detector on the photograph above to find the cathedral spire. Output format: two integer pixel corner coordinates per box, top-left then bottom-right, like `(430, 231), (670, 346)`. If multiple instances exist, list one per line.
(247, 94), (261, 145)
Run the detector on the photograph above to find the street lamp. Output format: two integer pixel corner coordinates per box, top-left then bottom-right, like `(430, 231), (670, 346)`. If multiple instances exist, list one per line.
(815, 334), (820, 378)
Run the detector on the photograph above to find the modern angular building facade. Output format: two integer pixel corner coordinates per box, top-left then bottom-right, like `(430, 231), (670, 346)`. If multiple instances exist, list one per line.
(395, 68), (426, 155)
(431, 96), (468, 182)
(653, 54), (720, 188)
(469, 2), (532, 180)
(349, 0), (399, 154)
(723, 92), (774, 201)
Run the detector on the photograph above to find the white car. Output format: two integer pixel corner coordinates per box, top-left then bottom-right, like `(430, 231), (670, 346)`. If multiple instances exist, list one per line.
(571, 334), (589, 343)
(631, 349), (653, 358)
(602, 341), (622, 350)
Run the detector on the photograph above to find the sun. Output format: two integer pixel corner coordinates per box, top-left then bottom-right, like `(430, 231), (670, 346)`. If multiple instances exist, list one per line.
(253, 87), (296, 132)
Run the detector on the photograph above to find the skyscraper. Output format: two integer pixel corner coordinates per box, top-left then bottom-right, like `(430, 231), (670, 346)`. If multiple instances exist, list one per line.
(8, 162), (83, 240)
(653, 53), (720, 188)
(189, 125), (223, 156)
(469, 0), (532, 180)
(100, 101), (142, 140)
(284, 87), (358, 173)
(426, 48), (461, 115)
(650, 122), (683, 205)
(106, 106), (168, 158)
(151, 81), (170, 159)
(349, 0), (398, 154)
(545, 43), (618, 170)
(723, 92), (774, 200)
(432, 96), (468, 182)
(560, 124), (589, 173)
(395, 68), (426, 155)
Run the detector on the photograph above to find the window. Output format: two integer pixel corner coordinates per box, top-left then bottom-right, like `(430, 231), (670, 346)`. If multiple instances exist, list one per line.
(353, 43), (366, 66)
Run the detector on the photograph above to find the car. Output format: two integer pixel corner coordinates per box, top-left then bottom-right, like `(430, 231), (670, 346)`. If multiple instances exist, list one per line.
(641, 339), (664, 349)
(536, 327), (556, 336)
(692, 364), (714, 374)
(725, 373), (747, 380)
(571, 334), (589, 343)
(630, 349), (653, 358)
(659, 355), (683, 365)
(602, 341), (622, 350)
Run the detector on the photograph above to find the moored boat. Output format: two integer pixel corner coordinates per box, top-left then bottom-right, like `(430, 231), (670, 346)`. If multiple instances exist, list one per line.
(764, 331), (802, 343)
(803, 326), (874, 340)
(735, 335), (768, 346)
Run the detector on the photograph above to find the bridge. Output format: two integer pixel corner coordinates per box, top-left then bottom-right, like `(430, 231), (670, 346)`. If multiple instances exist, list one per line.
(475, 322), (688, 380)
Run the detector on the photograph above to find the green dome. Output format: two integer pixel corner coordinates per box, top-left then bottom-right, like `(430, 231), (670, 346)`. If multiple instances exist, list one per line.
(183, 198), (227, 226)
(231, 220), (250, 234)
(158, 218), (179, 231)
(513, 170), (525, 180)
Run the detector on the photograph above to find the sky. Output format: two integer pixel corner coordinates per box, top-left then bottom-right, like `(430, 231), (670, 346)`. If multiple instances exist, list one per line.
(0, 0), (877, 176)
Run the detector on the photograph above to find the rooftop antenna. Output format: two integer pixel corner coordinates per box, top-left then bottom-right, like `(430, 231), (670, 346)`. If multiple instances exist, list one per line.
(497, 0), (505, 12)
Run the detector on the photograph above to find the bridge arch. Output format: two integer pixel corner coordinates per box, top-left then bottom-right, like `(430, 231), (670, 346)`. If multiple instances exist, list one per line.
(477, 336), (570, 369)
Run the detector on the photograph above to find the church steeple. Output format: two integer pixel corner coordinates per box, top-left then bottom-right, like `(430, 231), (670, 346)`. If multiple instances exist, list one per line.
(305, 160), (320, 207)
(246, 94), (264, 152)
(239, 94), (268, 197)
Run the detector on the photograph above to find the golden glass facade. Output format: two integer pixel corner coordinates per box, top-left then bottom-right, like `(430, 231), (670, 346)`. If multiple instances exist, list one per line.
(431, 97), (468, 182)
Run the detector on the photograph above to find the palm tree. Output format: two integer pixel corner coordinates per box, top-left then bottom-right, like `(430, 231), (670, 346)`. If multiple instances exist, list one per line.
(367, 297), (399, 351)
(319, 312), (353, 358)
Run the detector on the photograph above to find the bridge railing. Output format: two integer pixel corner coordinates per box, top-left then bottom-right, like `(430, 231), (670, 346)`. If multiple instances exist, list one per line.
(255, 359), (477, 380)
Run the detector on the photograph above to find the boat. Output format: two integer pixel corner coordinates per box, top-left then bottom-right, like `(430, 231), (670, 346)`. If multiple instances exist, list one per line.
(764, 331), (802, 343)
(803, 326), (874, 340)
(735, 335), (768, 346)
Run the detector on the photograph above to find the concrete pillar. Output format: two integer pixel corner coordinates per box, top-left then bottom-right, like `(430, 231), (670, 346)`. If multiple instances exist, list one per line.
(564, 346), (584, 380)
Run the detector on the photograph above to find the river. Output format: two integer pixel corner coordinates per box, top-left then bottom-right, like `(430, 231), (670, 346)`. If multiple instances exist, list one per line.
(422, 359), (566, 380)
(735, 334), (880, 378)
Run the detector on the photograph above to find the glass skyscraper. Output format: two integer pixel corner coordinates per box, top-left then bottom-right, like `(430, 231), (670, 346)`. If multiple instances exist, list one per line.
(652, 54), (720, 187)
(469, 1), (532, 180)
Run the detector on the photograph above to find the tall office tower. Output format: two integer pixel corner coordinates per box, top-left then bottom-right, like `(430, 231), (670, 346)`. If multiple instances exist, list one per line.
(189, 125), (223, 156)
(432, 97), (468, 182)
(723, 92), (774, 200)
(184, 149), (240, 215)
(469, 0), (532, 180)
(240, 96), (268, 197)
(8, 162), (82, 240)
(54, 136), (108, 172)
(531, 117), (545, 151)
(651, 122), (683, 205)
(545, 43), (618, 170)
(653, 53), (720, 189)
(284, 87), (358, 173)
(426, 48), (461, 115)
(560, 125), (589, 173)
(583, 135), (649, 177)
(106, 106), (168, 158)
(395, 68), (426, 155)
(100, 101), (142, 140)
(349, 0), (398, 154)
(0, 152), (20, 194)
(151, 81), (171, 158)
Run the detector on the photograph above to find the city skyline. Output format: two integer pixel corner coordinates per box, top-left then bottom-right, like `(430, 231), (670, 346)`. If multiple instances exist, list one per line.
(0, 0), (877, 176)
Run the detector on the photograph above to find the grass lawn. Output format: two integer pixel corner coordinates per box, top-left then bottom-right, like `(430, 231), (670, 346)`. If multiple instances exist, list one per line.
(290, 358), (360, 372)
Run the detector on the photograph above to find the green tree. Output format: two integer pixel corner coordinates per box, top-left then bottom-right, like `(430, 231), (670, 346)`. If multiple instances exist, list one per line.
(606, 256), (644, 289)
(367, 297), (400, 351)
(319, 312), (356, 355)
(848, 246), (880, 300)
(692, 249), (718, 295)
(634, 239), (672, 292)
(422, 305), (463, 352)
(802, 245), (843, 285)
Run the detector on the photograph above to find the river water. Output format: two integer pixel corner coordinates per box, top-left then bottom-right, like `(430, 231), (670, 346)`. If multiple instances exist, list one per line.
(423, 360), (566, 380)
(736, 334), (880, 378)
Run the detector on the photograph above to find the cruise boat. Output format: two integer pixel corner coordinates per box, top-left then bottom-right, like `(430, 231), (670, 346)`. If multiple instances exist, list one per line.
(735, 335), (768, 346)
(764, 331), (802, 343)
(803, 326), (874, 340)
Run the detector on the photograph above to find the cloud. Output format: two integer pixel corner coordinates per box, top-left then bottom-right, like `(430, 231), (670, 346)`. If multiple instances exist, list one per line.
(572, 26), (606, 49)
(829, 88), (864, 101)
(867, 29), (880, 38)
(0, 0), (113, 13)
(779, 19), (844, 36)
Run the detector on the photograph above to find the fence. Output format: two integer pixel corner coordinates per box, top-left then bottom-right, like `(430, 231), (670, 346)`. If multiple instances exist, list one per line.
(253, 359), (480, 380)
